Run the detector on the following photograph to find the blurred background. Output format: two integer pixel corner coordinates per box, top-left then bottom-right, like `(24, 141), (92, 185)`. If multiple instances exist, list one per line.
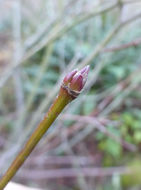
(0, 0), (141, 189)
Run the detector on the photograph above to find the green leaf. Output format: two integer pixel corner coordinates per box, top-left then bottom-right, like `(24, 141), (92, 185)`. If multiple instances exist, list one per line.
(134, 131), (141, 143)
(99, 139), (121, 158)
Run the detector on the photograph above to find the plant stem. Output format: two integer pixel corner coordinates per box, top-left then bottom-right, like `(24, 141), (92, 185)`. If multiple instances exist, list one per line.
(0, 65), (90, 189)
(0, 88), (71, 190)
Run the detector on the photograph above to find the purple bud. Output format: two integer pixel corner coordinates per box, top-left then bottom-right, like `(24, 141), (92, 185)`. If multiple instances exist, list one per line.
(70, 74), (83, 91)
(62, 65), (90, 97)
(81, 65), (90, 86)
(63, 69), (78, 85)
(80, 65), (90, 75)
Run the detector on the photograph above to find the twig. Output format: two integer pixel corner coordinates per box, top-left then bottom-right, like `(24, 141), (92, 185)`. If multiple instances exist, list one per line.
(0, 2), (117, 89)
(100, 66), (141, 116)
(0, 67), (89, 189)
(23, 2), (118, 61)
(18, 166), (133, 179)
(103, 37), (141, 52)
(54, 114), (136, 154)
(79, 11), (141, 68)
(12, 0), (24, 138)
(0, 53), (81, 172)
(123, 0), (141, 4)
(26, 155), (96, 166)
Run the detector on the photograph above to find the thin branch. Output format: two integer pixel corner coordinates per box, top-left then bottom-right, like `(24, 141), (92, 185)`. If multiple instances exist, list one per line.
(103, 37), (141, 52)
(18, 166), (133, 179)
(23, 2), (118, 61)
(0, 2), (118, 89)
(79, 11), (141, 68)
(54, 114), (137, 154)
(122, 0), (141, 4)
(26, 155), (96, 166)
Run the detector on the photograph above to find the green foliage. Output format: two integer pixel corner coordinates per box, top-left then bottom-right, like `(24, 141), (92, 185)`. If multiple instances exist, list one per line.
(121, 158), (141, 188)
(121, 111), (141, 145)
(97, 125), (122, 160)
(99, 138), (122, 158)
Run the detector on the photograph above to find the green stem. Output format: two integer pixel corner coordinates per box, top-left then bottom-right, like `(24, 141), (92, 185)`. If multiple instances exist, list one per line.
(0, 88), (71, 190)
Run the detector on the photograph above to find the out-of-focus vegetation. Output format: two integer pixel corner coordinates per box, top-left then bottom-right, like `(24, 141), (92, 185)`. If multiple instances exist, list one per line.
(0, 0), (141, 189)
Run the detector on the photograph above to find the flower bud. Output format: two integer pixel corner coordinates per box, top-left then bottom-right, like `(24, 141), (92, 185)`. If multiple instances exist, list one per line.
(62, 65), (90, 98)
(63, 69), (78, 85)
